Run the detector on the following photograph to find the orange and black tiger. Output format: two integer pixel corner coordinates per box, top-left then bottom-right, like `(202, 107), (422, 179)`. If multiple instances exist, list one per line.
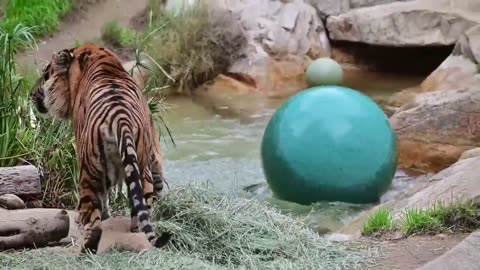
(31, 44), (171, 252)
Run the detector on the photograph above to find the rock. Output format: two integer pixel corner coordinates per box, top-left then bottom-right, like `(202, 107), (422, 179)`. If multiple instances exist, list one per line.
(459, 148), (480, 160)
(418, 230), (480, 270)
(340, 157), (480, 236)
(308, 0), (412, 16)
(64, 212), (154, 253)
(326, 233), (358, 242)
(390, 25), (480, 173)
(210, 0), (328, 95)
(0, 194), (26, 210)
(397, 157), (480, 212)
(97, 216), (153, 254)
(326, 0), (480, 46)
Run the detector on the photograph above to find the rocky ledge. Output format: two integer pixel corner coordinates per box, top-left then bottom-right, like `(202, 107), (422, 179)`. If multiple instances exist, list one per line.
(389, 25), (480, 173)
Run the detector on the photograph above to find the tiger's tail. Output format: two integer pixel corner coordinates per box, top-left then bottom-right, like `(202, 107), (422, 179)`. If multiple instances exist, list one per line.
(120, 131), (171, 248)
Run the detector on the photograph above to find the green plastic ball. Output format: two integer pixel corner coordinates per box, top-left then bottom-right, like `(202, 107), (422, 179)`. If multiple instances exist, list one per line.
(261, 86), (397, 205)
(306, 58), (343, 86)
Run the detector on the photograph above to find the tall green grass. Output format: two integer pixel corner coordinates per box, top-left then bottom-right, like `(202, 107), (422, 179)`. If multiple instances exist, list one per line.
(0, 24), (77, 207)
(1, 0), (72, 38)
(0, 25), (35, 167)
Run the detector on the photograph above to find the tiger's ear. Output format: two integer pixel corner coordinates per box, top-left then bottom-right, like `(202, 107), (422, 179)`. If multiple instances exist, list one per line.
(52, 49), (74, 70)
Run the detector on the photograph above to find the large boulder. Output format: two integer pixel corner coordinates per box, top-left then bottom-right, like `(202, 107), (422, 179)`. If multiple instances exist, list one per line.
(389, 25), (480, 173)
(326, 0), (480, 46)
(222, 0), (329, 94)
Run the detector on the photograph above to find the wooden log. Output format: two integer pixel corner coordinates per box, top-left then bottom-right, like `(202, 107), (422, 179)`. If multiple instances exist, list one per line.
(0, 208), (69, 250)
(0, 165), (41, 200)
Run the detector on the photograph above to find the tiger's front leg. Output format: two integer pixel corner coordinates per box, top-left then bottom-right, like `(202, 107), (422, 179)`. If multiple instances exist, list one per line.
(75, 169), (105, 253)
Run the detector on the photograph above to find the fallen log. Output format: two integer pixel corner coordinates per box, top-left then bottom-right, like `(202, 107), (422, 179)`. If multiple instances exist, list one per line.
(0, 165), (42, 201)
(0, 208), (69, 250)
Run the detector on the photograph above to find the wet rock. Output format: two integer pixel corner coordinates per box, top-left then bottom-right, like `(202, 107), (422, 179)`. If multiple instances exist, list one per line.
(0, 194), (26, 210)
(390, 25), (480, 173)
(326, 0), (480, 46)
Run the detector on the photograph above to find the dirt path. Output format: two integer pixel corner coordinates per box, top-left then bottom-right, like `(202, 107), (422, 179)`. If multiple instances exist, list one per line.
(373, 233), (468, 270)
(15, 0), (147, 71)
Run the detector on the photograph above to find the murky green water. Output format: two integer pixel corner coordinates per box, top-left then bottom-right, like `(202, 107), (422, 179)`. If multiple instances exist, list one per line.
(160, 69), (424, 234)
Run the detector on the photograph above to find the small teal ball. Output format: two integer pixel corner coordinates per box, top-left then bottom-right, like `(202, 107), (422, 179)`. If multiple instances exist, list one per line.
(306, 58), (343, 86)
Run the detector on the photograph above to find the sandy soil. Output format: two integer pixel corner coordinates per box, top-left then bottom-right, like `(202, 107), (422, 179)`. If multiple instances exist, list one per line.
(15, 0), (148, 71)
(373, 233), (468, 270)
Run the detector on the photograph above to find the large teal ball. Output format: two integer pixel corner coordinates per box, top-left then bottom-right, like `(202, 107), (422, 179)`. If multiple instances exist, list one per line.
(261, 86), (397, 205)
(306, 58), (343, 86)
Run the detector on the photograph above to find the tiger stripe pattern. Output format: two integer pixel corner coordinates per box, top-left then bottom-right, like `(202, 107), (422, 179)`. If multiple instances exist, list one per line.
(31, 44), (171, 252)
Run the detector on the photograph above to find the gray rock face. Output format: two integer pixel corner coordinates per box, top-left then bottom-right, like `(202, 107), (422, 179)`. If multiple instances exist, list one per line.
(389, 25), (480, 173)
(400, 157), (480, 211)
(326, 0), (480, 46)
(308, 0), (412, 16)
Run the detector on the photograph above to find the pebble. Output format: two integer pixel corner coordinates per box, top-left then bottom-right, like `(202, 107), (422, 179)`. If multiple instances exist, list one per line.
(0, 194), (26, 209)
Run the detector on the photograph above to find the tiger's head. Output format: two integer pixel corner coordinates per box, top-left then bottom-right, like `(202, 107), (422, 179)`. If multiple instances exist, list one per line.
(31, 44), (121, 119)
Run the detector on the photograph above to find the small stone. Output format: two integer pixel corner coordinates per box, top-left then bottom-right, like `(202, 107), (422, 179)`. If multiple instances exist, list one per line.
(0, 194), (26, 209)
(327, 233), (352, 242)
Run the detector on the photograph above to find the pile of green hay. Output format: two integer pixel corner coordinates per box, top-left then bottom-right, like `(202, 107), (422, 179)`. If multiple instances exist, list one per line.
(0, 184), (379, 270)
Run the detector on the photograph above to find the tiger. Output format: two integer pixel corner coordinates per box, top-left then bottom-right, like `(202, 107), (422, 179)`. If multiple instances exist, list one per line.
(31, 44), (172, 253)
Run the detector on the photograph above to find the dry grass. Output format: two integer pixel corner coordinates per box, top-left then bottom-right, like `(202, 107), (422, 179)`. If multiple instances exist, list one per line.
(0, 184), (380, 270)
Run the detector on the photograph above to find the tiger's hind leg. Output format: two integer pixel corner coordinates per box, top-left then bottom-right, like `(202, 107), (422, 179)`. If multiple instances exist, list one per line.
(76, 169), (105, 253)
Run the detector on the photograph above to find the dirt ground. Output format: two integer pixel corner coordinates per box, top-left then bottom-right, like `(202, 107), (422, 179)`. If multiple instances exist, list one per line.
(15, 0), (148, 70)
(373, 233), (468, 270)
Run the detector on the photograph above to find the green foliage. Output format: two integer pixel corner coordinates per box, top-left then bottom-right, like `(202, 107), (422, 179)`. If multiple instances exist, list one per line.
(0, 25), (35, 167)
(143, 4), (247, 94)
(401, 202), (480, 236)
(362, 208), (393, 236)
(429, 201), (480, 231)
(101, 20), (136, 48)
(1, 0), (72, 38)
(402, 208), (443, 235)
(31, 118), (78, 208)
